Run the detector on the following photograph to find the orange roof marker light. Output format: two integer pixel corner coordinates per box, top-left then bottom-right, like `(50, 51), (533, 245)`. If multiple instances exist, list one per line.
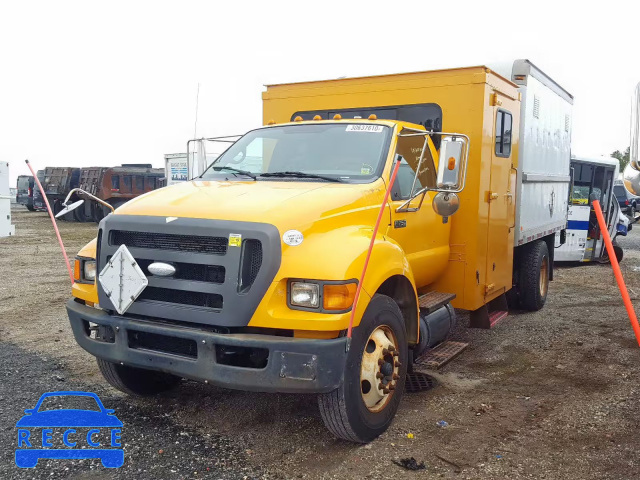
(313, 115), (322, 121)
(333, 114), (342, 120)
(294, 116), (303, 122)
(368, 114), (377, 120)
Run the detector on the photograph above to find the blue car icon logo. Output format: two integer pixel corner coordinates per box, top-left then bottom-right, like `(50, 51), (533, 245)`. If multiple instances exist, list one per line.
(15, 391), (123, 468)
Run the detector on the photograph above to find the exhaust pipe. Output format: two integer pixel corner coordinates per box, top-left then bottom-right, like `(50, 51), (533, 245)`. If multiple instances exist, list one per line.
(623, 82), (640, 195)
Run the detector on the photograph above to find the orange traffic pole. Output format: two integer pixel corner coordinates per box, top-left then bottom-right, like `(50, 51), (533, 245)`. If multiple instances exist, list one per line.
(25, 160), (75, 285)
(592, 199), (640, 346)
(347, 160), (402, 338)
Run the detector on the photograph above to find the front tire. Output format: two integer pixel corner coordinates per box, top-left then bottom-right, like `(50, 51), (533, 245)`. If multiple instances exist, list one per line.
(97, 358), (181, 396)
(519, 240), (550, 311)
(318, 294), (408, 443)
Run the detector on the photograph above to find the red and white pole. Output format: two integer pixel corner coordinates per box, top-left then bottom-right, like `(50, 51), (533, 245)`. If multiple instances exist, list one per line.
(25, 160), (74, 285)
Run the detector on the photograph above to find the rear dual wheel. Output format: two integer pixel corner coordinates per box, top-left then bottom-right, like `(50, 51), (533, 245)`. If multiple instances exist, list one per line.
(318, 294), (407, 443)
(518, 240), (550, 311)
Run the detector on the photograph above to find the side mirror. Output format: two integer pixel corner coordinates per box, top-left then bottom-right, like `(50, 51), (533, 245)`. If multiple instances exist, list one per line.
(432, 191), (460, 217)
(436, 136), (466, 190)
(55, 199), (84, 218)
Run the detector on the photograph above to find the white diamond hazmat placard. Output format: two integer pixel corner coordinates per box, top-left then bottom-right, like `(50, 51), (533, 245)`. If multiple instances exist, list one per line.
(99, 244), (148, 315)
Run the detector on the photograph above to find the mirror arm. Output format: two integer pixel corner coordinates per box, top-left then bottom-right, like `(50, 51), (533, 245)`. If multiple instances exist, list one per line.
(63, 188), (115, 213)
(396, 187), (429, 213)
(408, 136), (430, 199)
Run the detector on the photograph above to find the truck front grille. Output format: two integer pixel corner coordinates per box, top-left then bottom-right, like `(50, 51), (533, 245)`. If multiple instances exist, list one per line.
(98, 216), (281, 328)
(110, 230), (228, 255)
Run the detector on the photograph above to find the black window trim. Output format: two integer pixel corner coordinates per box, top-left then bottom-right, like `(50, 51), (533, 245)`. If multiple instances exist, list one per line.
(495, 108), (513, 158)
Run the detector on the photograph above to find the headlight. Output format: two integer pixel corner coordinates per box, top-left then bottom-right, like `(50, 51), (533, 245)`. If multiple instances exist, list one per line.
(83, 260), (97, 281)
(290, 282), (320, 308)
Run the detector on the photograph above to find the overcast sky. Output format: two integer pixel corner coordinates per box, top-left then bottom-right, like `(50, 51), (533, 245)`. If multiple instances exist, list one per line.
(1, 0), (639, 185)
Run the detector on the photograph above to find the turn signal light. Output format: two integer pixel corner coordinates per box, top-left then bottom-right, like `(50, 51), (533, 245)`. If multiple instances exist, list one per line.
(448, 157), (456, 170)
(323, 283), (357, 311)
(73, 259), (81, 282)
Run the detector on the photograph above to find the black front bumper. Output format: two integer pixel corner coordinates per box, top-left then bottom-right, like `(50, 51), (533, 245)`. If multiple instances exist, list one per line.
(67, 300), (348, 394)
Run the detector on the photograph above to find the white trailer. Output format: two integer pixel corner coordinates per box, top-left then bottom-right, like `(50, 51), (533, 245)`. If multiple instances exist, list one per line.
(0, 162), (16, 237)
(492, 60), (573, 248)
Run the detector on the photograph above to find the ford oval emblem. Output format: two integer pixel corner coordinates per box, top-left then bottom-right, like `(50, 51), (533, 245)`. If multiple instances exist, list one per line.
(148, 262), (176, 277)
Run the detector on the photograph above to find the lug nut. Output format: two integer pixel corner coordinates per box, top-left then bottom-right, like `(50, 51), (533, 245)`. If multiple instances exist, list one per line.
(389, 384), (396, 391)
(392, 374), (399, 380)
(378, 359), (384, 365)
(378, 382), (384, 390)
(388, 345), (396, 352)
(383, 388), (390, 394)
(376, 372), (384, 379)
(394, 361), (402, 367)
(382, 348), (389, 355)
(392, 351), (399, 357)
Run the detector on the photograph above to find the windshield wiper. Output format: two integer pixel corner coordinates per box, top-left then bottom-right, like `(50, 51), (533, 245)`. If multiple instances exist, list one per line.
(210, 166), (256, 180)
(259, 171), (341, 182)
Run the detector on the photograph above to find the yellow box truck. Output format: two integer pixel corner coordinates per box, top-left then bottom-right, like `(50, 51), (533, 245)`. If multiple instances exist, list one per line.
(66, 60), (572, 442)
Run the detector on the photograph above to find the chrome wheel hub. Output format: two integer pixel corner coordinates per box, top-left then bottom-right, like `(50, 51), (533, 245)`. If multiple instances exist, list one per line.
(360, 326), (401, 412)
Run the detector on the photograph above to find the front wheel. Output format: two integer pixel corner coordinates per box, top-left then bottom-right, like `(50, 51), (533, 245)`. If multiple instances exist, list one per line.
(318, 294), (407, 443)
(97, 358), (181, 396)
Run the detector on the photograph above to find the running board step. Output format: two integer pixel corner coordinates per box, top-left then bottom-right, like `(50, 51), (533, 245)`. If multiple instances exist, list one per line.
(418, 291), (456, 314)
(415, 341), (469, 370)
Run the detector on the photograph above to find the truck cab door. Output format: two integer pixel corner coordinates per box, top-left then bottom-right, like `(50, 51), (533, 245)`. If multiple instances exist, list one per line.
(486, 108), (516, 297)
(386, 135), (450, 288)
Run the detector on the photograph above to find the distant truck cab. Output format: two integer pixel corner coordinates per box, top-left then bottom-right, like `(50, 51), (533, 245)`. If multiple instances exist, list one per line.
(555, 156), (626, 263)
(16, 175), (35, 211)
(65, 60), (572, 443)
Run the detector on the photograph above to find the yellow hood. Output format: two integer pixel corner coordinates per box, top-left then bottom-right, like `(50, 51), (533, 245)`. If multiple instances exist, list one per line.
(115, 179), (387, 233)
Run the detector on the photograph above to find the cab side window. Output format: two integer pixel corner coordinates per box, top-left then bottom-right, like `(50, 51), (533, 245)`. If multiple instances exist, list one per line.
(392, 156), (425, 201)
(495, 110), (513, 157)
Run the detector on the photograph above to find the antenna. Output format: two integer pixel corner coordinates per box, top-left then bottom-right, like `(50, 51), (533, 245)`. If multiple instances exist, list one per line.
(193, 83), (200, 139)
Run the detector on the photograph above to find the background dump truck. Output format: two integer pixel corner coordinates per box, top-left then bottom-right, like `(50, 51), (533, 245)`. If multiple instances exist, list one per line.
(16, 175), (35, 211)
(66, 60), (571, 443)
(76, 164), (164, 223)
(42, 167), (81, 220)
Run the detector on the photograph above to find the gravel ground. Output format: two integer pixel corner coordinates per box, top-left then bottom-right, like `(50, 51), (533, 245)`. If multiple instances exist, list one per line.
(2, 206), (640, 479)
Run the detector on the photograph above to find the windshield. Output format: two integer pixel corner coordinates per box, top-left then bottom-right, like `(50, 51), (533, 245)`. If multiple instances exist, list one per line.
(17, 177), (30, 191)
(37, 395), (101, 412)
(201, 123), (391, 183)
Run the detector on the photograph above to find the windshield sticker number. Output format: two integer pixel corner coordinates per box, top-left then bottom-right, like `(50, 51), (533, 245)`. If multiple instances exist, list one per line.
(345, 125), (384, 133)
(229, 234), (242, 247)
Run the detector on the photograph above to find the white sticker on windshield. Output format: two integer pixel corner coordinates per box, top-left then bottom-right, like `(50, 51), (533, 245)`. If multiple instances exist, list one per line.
(345, 124), (384, 133)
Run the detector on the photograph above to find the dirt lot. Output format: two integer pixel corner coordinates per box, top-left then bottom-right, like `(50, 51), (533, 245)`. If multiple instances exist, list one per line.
(2, 206), (640, 479)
